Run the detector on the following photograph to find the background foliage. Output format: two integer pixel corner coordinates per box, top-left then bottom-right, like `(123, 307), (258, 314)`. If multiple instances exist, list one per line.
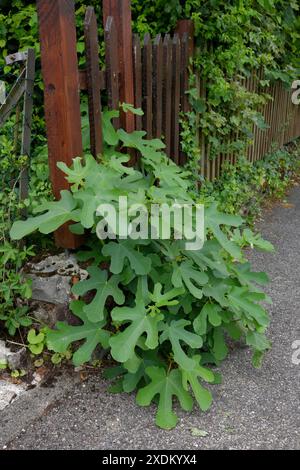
(1, 0), (299, 160)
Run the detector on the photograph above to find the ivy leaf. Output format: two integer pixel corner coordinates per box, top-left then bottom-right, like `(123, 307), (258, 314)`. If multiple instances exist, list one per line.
(136, 366), (193, 429)
(72, 267), (125, 322)
(102, 240), (152, 275)
(172, 260), (209, 299)
(10, 191), (79, 240)
(110, 297), (163, 364)
(160, 319), (203, 370)
(182, 355), (214, 411)
(228, 286), (270, 327)
(46, 301), (110, 366)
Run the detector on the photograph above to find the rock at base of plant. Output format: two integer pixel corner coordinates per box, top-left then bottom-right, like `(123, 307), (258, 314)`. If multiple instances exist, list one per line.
(23, 252), (88, 306)
(0, 340), (9, 364)
(7, 348), (28, 371)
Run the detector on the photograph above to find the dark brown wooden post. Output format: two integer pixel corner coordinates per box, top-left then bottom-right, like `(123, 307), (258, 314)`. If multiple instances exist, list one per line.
(37, 0), (83, 249)
(103, 0), (135, 135)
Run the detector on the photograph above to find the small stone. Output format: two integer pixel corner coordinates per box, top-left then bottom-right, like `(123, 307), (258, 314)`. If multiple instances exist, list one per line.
(7, 347), (27, 371)
(0, 340), (9, 363)
(29, 274), (72, 305)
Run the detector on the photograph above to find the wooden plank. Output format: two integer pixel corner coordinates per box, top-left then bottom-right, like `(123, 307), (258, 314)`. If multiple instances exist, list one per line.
(142, 33), (153, 139)
(84, 6), (103, 158)
(79, 69), (106, 91)
(176, 21), (194, 166)
(176, 20), (194, 61)
(269, 83), (276, 148)
(171, 34), (181, 164)
(178, 33), (189, 165)
(199, 42), (207, 178)
(153, 34), (163, 138)
(264, 84), (272, 155)
(162, 35), (172, 157)
(105, 16), (120, 128)
(103, 0), (135, 134)
(274, 83), (280, 148)
(20, 48), (35, 205)
(133, 34), (142, 131)
(0, 68), (26, 127)
(37, 0), (83, 249)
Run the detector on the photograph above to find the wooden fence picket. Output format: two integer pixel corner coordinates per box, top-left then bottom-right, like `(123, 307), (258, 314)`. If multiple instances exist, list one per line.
(84, 6), (103, 158)
(142, 34), (153, 139)
(133, 34), (142, 131)
(104, 16), (120, 128)
(162, 35), (173, 157)
(171, 34), (181, 165)
(152, 34), (163, 139)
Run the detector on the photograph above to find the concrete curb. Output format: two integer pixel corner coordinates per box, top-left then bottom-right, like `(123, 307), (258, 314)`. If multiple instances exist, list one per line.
(0, 372), (80, 448)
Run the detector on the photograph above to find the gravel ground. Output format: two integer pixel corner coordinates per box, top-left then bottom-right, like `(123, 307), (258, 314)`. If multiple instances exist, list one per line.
(3, 186), (300, 450)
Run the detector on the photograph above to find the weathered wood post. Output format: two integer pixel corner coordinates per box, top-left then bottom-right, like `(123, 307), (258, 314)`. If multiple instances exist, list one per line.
(36, 0), (83, 249)
(102, 0), (135, 135)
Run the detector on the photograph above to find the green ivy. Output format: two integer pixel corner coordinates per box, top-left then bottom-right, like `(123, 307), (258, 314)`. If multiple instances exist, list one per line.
(199, 143), (300, 224)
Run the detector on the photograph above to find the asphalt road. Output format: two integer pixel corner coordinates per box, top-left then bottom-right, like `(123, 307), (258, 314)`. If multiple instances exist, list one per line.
(3, 186), (300, 450)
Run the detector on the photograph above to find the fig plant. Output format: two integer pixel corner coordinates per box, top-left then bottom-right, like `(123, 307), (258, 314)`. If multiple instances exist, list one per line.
(10, 109), (273, 429)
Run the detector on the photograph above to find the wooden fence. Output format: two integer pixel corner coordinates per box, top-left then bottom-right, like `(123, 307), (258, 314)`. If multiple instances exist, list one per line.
(36, 0), (300, 248)
(0, 48), (35, 205)
(201, 74), (300, 180)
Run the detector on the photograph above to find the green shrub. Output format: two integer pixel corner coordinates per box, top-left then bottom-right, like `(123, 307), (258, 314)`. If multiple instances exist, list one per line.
(199, 144), (300, 223)
(10, 109), (274, 429)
